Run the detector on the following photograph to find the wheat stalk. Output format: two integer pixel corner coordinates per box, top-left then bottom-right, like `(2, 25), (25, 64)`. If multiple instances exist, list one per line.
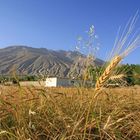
(94, 12), (140, 98)
(109, 74), (125, 80)
(94, 56), (122, 98)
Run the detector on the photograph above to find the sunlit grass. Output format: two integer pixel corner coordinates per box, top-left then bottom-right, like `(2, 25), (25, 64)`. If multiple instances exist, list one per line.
(0, 86), (140, 140)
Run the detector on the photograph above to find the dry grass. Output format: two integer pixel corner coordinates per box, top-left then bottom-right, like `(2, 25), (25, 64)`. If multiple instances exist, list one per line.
(0, 85), (140, 140)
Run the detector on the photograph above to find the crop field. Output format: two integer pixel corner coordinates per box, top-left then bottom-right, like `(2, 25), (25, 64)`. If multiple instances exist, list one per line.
(0, 0), (140, 140)
(0, 85), (140, 140)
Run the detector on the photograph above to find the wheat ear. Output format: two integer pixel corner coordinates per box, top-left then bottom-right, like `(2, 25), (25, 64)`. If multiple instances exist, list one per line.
(94, 55), (122, 98)
(109, 74), (124, 80)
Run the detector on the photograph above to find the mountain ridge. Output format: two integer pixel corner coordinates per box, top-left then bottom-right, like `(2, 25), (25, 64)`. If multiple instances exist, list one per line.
(0, 46), (104, 77)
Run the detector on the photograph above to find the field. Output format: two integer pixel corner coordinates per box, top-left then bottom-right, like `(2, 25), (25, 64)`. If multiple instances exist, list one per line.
(0, 85), (140, 140)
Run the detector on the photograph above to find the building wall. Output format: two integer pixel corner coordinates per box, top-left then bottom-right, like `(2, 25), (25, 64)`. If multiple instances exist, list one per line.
(20, 78), (71, 87)
(45, 77), (57, 87)
(45, 78), (73, 87)
(45, 77), (82, 87)
(57, 78), (71, 87)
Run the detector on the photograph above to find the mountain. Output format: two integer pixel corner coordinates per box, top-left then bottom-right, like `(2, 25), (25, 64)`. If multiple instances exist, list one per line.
(0, 46), (104, 77)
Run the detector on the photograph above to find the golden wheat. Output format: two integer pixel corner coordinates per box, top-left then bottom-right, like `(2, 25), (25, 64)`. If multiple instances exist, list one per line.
(109, 74), (125, 80)
(94, 55), (122, 98)
(94, 12), (139, 97)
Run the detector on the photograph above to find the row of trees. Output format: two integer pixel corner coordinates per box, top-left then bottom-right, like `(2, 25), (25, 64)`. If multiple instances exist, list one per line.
(0, 75), (38, 84)
(87, 64), (140, 86)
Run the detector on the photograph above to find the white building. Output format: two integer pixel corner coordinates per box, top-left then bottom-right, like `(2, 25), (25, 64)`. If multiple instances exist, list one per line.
(45, 77), (80, 87)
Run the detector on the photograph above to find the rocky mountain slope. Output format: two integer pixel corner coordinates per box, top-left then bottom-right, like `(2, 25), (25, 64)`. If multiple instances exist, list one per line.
(0, 46), (104, 77)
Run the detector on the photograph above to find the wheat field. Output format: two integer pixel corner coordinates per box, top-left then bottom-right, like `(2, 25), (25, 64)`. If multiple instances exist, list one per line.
(0, 85), (140, 140)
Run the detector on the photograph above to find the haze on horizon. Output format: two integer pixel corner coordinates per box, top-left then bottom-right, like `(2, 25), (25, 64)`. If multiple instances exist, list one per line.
(0, 0), (140, 64)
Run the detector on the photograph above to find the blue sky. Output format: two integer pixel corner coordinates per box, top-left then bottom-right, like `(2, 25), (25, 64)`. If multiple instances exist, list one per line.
(0, 0), (140, 64)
